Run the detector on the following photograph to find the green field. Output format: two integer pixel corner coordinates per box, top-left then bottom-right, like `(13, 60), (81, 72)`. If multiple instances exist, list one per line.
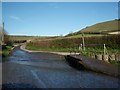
(65, 34), (104, 38)
(66, 19), (119, 36)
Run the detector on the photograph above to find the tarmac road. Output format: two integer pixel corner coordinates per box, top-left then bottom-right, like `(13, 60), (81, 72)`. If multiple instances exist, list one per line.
(2, 46), (119, 88)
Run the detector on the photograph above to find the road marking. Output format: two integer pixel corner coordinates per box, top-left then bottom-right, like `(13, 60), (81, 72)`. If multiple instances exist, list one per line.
(31, 70), (46, 88)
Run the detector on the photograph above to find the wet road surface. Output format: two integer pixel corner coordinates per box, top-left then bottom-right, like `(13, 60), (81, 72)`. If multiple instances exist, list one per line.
(2, 46), (119, 88)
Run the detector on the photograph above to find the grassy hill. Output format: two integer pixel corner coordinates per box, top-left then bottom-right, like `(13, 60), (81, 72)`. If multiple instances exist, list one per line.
(67, 19), (119, 36)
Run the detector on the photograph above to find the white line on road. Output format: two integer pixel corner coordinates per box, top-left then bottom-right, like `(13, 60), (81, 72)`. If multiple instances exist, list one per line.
(31, 70), (46, 88)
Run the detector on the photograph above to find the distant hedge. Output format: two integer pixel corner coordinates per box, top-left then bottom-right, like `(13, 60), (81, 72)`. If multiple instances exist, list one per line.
(27, 34), (120, 49)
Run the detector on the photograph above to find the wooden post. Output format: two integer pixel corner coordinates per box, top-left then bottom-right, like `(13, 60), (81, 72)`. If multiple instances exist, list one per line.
(79, 44), (82, 51)
(104, 44), (106, 56)
(82, 33), (85, 51)
(81, 44), (82, 51)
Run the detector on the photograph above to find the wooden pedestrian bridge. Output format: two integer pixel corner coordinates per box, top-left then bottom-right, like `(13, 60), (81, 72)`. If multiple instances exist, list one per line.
(65, 55), (120, 77)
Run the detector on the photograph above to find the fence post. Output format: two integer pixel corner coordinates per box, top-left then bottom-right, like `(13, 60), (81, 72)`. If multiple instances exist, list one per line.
(82, 33), (85, 51)
(79, 44), (82, 50)
(103, 44), (109, 62)
(104, 44), (106, 56)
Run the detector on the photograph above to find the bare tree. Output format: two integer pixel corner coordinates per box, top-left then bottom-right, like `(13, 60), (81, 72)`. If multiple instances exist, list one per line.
(0, 22), (10, 45)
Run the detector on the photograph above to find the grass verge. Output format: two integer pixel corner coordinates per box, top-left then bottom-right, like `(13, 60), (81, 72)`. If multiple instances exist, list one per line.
(2, 45), (13, 57)
(110, 61), (120, 66)
(26, 45), (120, 54)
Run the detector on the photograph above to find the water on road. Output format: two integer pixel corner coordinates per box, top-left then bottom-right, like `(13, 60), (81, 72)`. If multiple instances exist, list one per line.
(2, 46), (119, 88)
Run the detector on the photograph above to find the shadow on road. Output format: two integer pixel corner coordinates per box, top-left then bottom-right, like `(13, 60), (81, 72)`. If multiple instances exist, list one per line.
(65, 55), (86, 70)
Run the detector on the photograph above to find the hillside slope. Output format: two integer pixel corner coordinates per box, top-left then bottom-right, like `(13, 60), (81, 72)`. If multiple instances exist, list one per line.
(67, 20), (119, 36)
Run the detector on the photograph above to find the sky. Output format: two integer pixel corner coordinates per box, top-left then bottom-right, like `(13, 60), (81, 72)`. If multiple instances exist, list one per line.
(0, 2), (2, 26)
(2, 2), (118, 36)
(2, 0), (120, 2)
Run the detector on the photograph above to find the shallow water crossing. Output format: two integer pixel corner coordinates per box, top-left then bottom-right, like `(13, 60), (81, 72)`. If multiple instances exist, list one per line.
(2, 46), (119, 88)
